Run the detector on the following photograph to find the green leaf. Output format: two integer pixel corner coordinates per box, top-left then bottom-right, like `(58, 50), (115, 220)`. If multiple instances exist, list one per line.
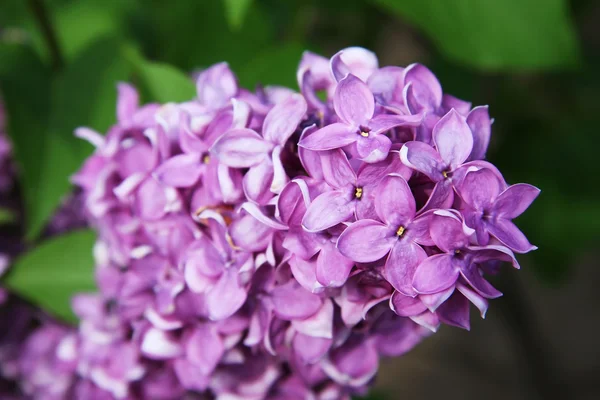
(238, 42), (306, 89)
(223, 0), (254, 30)
(3, 229), (97, 323)
(372, 0), (581, 70)
(145, 0), (272, 72)
(0, 37), (132, 240)
(0, 208), (17, 225)
(24, 0), (136, 63)
(133, 59), (196, 103)
(0, 42), (53, 239)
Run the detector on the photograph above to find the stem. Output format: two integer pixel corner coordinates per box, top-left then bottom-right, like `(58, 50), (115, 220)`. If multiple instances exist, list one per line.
(27, 0), (63, 71)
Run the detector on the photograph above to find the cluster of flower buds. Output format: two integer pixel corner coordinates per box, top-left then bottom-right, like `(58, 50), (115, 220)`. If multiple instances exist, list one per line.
(10, 47), (539, 399)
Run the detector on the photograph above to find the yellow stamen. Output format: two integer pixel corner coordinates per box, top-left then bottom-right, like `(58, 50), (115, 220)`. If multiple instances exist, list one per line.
(360, 131), (369, 138)
(202, 154), (211, 164)
(454, 249), (461, 255)
(354, 187), (363, 199)
(442, 171), (449, 179)
(396, 226), (405, 237)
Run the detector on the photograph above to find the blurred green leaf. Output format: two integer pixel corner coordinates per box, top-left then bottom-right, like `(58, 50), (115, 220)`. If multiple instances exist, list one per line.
(223, 0), (254, 30)
(144, 0), (272, 72)
(26, 0), (136, 62)
(133, 59), (196, 103)
(0, 37), (131, 240)
(0, 42), (53, 240)
(3, 229), (97, 323)
(372, 0), (581, 70)
(0, 208), (17, 225)
(238, 42), (306, 89)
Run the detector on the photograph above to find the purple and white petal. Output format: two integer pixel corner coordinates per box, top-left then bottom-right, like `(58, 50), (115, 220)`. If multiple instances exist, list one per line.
(384, 241), (427, 297)
(412, 254), (459, 294)
(262, 93), (307, 145)
(334, 74), (375, 126)
(298, 123), (357, 151)
(493, 183), (541, 219)
(211, 129), (273, 168)
(336, 219), (395, 263)
(302, 191), (354, 233)
(433, 109), (473, 169)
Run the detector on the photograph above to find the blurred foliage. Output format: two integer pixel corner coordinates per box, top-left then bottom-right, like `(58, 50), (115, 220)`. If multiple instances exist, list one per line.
(372, 0), (581, 70)
(2, 229), (97, 323)
(0, 0), (598, 323)
(224, 0), (255, 30)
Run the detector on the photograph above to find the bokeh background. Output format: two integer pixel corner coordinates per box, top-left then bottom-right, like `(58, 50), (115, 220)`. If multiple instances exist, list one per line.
(1, 0), (599, 399)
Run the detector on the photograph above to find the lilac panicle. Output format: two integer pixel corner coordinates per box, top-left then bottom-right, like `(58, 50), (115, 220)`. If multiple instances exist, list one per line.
(2, 46), (539, 399)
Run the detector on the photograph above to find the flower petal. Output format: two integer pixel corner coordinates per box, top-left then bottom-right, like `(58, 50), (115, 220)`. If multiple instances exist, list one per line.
(293, 333), (332, 364)
(117, 83), (139, 123)
(436, 292), (470, 330)
(217, 163), (243, 203)
(466, 106), (491, 161)
(321, 149), (357, 189)
(374, 175), (415, 227)
(302, 191), (354, 232)
(356, 133), (392, 163)
(243, 160), (274, 205)
(459, 265), (503, 299)
(390, 291), (427, 317)
(429, 210), (472, 252)
(141, 328), (183, 359)
(367, 66), (404, 105)
(493, 183), (541, 219)
(457, 167), (502, 210)
(433, 109), (473, 169)
(297, 123), (356, 151)
(211, 128), (272, 168)
(270, 146), (288, 194)
(368, 113), (423, 134)
(331, 47), (378, 82)
(399, 141), (445, 182)
(289, 255), (324, 293)
(154, 154), (203, 188)
(441, 94), (472, 115)
(412, 254), (459, 294)
(196, 62), (237, 108)
(206, 268), (247, 321)
(419, 286), (455, 312)
(316, 241), (354, 287)
(229, 214), (273, 252)
(456, 282), (489, 318)
(186, 325), (224, 375)
(263, 93), (307, 145)
(271, 279), (322, 320)
(334, 74), (374, 125)
(292, 299), (334, 339)
(384, 241), (427, 296)
(485, 218), (537, 253)
(336, 219), (394, 263)
(420, 180), (455, 212)
(402, 63), (442, 111)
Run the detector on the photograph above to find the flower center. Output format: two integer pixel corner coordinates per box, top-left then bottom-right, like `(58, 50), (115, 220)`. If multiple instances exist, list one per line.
(358, 125), (371, 138)
(396, 225), (406, 237)
(354, 187), (363, 199)
(202, 154), (211, 164)
(454, 249), (461, 255)
(442, 170), (450, 179)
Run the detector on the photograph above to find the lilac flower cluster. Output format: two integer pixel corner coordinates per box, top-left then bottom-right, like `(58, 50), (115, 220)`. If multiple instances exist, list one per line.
(13, 47), (538, 399)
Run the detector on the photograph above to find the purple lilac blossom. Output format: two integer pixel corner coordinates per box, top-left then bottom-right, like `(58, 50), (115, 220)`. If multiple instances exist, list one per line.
(3, 47), (538, 399)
